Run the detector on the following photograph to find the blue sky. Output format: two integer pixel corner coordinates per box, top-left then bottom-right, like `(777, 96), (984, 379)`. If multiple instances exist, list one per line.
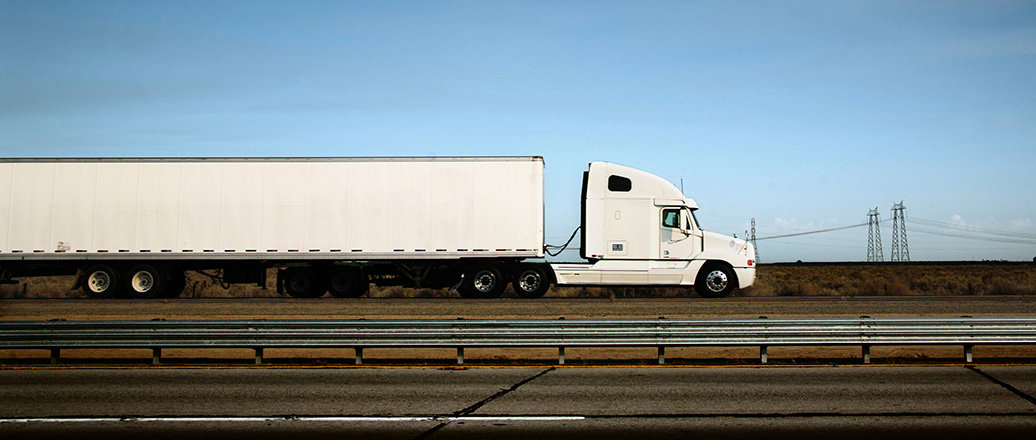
(2, 1), (1035, 261)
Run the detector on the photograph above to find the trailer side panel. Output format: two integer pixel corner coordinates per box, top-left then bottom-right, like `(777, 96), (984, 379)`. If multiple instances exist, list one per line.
(0, 157), (544, 261)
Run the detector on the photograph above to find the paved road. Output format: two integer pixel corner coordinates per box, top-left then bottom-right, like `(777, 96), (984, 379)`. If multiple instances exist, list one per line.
(3, 296), (1036, 321)
(1, 366), (1034, 439)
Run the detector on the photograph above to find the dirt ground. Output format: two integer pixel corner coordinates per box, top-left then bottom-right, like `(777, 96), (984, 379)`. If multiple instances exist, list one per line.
(2, 262), (1035, 299)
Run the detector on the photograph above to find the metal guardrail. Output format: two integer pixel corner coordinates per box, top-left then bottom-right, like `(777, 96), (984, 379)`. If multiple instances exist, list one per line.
(2, 317), (1035, 365)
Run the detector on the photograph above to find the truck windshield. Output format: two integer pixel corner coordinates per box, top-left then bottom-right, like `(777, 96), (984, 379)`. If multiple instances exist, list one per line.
(689, 208), (701, 230)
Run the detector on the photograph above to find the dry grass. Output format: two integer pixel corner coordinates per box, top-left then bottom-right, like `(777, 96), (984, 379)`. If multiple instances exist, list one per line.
(1, 263), (1033, 299)
(745, 262), (1036, 297)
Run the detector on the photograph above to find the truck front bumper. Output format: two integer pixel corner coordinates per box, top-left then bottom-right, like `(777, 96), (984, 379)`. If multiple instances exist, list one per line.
(734, 266), (756, 289)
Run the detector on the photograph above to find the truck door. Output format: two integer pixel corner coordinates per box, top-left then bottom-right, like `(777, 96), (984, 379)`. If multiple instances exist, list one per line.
(659, 207), (701, 260)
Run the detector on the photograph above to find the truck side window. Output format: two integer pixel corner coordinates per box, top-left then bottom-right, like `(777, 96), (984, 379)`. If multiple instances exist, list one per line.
(662, 209), (680, 228)
(608, 175), (632, 192)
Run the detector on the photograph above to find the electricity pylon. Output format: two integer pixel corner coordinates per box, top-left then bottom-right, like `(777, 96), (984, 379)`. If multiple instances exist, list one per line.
(867, 208), (883, 262)
(890, 201), (910, 262)
(750, 218), (758, 263)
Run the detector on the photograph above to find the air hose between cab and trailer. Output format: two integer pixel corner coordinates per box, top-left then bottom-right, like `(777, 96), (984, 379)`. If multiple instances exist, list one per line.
(545, 226), (580, 257)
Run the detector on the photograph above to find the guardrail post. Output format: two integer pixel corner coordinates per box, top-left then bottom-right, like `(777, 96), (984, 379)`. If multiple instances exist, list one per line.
(457, 347), (464, 365)
(558, 347), (565, 365)
(658, 346), (665, 365)
(50, 348), (59, 365)
(254, 348), (263, 365)
(760, 346), (768, 364)
(152, 348), (161, 365)
(862, 345), (870, 364)
(354, 347), (363, 365)
(964, 345), (973, 363)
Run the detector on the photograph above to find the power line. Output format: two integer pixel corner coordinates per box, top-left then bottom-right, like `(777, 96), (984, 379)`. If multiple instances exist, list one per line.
(768, 240), (864, 249)
(756, 222), (870, 241)
(908, 217), (1036, 240)
(909, 226), (1036, 245)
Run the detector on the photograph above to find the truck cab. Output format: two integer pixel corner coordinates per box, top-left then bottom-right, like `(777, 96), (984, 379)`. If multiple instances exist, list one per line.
(549, 162), (755, 297)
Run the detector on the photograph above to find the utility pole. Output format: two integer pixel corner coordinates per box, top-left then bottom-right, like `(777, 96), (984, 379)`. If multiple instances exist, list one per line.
(890, 201), (909, 262)
(867, 208), (883, 262)
(750, 218), (758, 263)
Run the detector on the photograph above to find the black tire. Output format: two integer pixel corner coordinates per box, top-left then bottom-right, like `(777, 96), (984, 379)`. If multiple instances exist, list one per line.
(81, 264), (121, 298)
(512, 266), (550, 298)
(124, 264), (166, 299)
(327, 267), (368, 298)
(694, 264), (736, 298)
(459, 265), (505, 298)
(164, 270), (186, 298)
(457, 282), (480, 298)
(283, 268), (326, 298)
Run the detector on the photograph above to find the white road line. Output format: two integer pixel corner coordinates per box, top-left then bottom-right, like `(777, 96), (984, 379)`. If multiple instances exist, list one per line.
(447, 416), (584, 422)
(0, 416), (585, 424)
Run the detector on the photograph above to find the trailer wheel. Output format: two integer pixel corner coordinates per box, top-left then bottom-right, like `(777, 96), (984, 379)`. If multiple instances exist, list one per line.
(327, 267), (368, 298)
(123, 265), (166, 299)
(82, 264), (121, 298)
(513, 266), (550, 298)
(694, 264), (736, 298)
(283, 268), (326, 298)
(459, 265), (505, 298)
(164, 270), (186, 298)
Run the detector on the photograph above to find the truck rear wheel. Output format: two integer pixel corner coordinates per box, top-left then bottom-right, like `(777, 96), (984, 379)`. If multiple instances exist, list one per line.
(124, 264), (166, 299)
(82, 264), (121, 298)
(694, 264), (736, 298)
(459, 265), (505, 298)
(284, 268), (326, 298)
(512, 266), (550, 298)
(327, 267), (368, 298)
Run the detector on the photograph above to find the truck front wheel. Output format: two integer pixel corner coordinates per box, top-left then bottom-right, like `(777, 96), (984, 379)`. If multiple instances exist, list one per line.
(459, 266), (505, 298)
(694, 264), (736, 298)
(82, 264), (121, 299)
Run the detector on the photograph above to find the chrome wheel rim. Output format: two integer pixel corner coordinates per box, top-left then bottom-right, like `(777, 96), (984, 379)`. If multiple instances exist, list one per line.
(518, 270), (541, 292)
(473, 270), (497, 293)
(705, 270), (728, 292)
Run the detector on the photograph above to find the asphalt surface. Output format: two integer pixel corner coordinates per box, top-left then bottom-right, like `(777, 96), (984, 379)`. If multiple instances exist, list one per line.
(1, 366), (1035, 439)
(3, 296), (1036, 321)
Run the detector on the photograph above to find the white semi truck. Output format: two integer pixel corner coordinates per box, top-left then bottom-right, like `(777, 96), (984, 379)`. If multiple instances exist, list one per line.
(0, 157), (755, 299)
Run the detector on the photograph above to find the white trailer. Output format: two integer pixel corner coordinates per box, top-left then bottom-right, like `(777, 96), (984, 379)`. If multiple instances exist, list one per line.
(0, 156), (754, 299)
